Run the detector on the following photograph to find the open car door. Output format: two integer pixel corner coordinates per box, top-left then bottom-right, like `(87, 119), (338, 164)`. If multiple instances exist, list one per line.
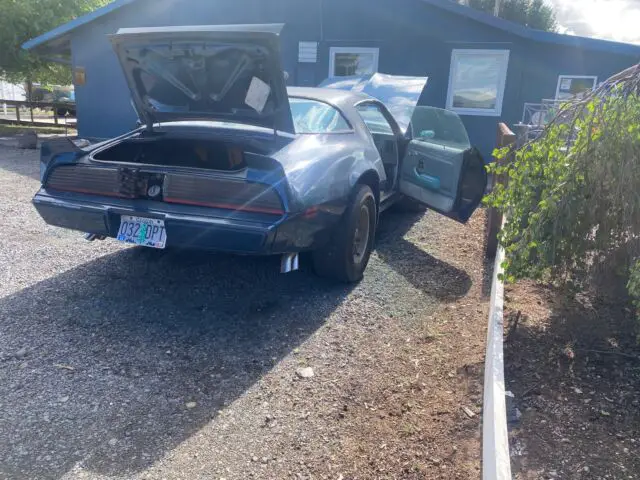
(398, 106), (487, 223)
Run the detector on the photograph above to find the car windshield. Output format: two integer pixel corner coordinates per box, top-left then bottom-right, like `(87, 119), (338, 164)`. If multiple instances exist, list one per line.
(289, 97), (351, 134)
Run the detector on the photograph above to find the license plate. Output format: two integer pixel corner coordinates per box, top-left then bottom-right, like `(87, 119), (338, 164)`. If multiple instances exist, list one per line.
(117, 215), (167, 249)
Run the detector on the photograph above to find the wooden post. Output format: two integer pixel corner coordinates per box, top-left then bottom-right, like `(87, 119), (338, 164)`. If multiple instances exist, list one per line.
(485, 123), (516, 258)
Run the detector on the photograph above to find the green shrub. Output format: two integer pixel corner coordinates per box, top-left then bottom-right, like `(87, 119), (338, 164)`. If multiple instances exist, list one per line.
(485, 69), (640, 324)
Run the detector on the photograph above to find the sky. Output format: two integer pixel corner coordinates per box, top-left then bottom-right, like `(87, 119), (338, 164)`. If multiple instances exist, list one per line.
(548, 0), (640, 44)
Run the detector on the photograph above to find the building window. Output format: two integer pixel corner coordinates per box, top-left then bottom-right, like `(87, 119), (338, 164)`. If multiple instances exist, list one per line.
(446, 49), (510, 116)
(329, 47), (379, 77)
(555, 75), (597, 101)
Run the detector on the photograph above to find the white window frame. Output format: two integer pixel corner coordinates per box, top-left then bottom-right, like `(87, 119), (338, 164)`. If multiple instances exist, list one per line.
(328, 47), (379, 77)
(555, 75), (598, 100)
(446, 49), (510, 117)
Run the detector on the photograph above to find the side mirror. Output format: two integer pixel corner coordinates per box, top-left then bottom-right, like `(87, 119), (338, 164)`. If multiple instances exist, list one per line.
(418, 129), (435, 140)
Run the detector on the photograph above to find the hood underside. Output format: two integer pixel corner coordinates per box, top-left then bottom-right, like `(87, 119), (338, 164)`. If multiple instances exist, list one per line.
(319, 73), (429, 134)
(109, 24), (294, 133)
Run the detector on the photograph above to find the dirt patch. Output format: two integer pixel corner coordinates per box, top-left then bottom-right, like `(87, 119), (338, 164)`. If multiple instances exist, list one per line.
(504, 281), (640, 479)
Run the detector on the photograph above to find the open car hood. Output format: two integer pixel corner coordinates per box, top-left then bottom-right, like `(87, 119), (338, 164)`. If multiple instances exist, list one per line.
(109, 24), (295, 133)
(319, 73), (428, 134)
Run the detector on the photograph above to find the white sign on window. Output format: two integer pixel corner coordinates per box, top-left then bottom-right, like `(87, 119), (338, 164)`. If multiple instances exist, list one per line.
(560, 78), (572, 90)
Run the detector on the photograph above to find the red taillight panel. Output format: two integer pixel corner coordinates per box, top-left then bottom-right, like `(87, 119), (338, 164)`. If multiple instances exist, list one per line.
(163, 174), (284, 215)
(45, 166), (284, 216)
(46, 165), (125, 198)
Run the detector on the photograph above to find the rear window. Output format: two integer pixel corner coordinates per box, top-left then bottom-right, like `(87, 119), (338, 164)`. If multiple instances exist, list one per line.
(289, 98), (351, 134)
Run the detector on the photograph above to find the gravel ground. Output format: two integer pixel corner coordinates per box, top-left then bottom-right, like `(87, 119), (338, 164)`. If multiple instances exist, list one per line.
(0, 145), (491, 480)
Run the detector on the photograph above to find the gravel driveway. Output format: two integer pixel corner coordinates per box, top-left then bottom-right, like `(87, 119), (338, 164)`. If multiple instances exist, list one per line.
(0, 145), (491, 480)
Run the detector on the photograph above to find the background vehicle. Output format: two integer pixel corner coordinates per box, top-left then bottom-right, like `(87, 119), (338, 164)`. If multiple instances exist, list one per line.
(54, 90), (76, 117)
(28, 85), (76, 117)
(32, 24), (486, 282)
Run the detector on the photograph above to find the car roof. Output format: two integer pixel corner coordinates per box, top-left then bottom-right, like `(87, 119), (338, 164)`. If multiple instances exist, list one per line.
(287, 86), (373, 111)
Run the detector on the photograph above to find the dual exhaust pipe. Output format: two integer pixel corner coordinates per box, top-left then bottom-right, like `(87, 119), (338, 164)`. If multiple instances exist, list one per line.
(280, 252), (299, 273)
(84, 233), (106, 241)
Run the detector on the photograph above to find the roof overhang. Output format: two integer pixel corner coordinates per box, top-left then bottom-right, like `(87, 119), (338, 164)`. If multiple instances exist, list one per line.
(22, 0), (640, 62)
(26, 33), (72, 63)
(22, 0), (138, 61)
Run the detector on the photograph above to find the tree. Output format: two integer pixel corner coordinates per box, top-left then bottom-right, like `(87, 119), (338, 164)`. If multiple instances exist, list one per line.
(486, 65), (640, 327)
(464, 0), (557, 32)
(0, 0), (109, 96)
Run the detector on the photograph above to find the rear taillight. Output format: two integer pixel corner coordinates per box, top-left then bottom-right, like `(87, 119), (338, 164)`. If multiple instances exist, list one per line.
(40, 138), (84, 183)
(46, 165), (124, 197)
(163, 174), (284, 215)
(45, 166), (285, 216)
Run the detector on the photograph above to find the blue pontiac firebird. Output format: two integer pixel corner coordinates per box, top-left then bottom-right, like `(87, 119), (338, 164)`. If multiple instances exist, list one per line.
(33, 24), (486, 283)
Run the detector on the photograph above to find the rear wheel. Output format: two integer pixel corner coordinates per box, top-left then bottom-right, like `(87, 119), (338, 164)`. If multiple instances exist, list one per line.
(313, 185), (377, 283)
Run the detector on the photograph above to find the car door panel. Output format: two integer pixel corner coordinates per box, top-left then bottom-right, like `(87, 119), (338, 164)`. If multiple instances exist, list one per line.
(399, 106), (486, 223)
(400, 144), (455, 211)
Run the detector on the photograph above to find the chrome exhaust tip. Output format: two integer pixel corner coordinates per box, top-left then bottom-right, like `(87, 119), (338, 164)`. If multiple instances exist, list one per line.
(280, 253), (299, 273)
(84, 233), (106, 241)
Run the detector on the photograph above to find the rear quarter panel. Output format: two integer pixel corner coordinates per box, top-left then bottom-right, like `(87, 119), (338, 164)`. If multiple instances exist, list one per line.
(273, 132), (384, 212)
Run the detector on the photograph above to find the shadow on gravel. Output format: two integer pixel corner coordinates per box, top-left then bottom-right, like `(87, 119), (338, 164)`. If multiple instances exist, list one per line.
(505, 282), (640, 478)
(376, 211), (472, 301)
(0, 248), (353, 478)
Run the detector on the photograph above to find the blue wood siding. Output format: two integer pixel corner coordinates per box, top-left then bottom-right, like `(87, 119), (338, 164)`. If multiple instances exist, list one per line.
(68, 0), (639, 160)
(520, 43), (639, 107)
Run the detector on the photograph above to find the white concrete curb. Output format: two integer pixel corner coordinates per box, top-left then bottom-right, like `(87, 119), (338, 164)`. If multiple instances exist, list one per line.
(482, 244), (512, 480)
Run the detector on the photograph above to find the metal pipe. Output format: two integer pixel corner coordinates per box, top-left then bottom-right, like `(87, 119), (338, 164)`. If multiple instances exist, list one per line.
(84, 233), (106, 241)
(280, 253), (300, 273)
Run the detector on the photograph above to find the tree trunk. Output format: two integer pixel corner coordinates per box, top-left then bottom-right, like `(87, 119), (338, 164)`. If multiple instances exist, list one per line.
(25, 79), (34, 124)
(25, 79), (33, 103)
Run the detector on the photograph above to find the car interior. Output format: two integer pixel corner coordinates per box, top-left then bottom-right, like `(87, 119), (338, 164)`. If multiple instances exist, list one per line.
(356, 103), (399, 191)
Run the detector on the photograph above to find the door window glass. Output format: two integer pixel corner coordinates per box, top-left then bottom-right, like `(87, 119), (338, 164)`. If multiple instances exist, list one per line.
(409, 106), (470, 150)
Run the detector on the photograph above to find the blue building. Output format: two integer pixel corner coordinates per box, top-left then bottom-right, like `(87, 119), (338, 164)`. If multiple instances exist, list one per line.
(24, 0), (640, 157)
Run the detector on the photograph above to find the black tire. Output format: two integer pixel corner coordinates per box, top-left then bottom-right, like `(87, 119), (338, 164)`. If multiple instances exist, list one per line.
(313, 185), (377, 283)
(391, 196), (427, 213)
